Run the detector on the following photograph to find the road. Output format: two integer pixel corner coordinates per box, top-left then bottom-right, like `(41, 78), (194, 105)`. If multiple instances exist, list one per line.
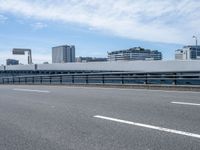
(0, 85), (200, 150)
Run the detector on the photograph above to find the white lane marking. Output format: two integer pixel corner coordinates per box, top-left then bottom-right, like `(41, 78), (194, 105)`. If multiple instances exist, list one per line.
(171, 101), (200, 106)
(61, 86), (200, 94)
(13, 88), (50, 93)
(94, 115), (200, 139)
(128, 88), (200, 94)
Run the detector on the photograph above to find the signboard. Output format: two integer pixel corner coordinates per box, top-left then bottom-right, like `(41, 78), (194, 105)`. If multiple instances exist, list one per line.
(13, 49), (25, 55)
(12, 49), (30, 55)
(12, 48), (33, 64)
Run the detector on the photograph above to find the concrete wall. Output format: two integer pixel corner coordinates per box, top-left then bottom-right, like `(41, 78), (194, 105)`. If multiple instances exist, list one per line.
(37, 60), (200, 72)
(2, 60), (200, 72)
(6, 64), (35, 70)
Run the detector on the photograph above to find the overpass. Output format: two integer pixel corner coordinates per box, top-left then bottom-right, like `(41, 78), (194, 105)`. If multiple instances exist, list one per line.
(0, 60), (200, 86)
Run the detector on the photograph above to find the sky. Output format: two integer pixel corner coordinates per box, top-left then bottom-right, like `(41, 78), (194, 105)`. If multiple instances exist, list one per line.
(0, 0), (200, 65)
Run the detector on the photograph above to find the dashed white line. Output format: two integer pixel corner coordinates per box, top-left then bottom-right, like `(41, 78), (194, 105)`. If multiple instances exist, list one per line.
(94, 115), (200, 139)
(13, 88), (50, 93)
(171, 101), (200, 106)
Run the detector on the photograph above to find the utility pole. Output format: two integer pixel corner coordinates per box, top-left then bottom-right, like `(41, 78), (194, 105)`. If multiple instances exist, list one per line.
(27, 49), (33, 64)
(193, 36), (198, 59)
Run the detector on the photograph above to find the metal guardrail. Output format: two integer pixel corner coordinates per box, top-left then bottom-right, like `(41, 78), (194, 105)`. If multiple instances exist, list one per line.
(0, 72), (200, 85)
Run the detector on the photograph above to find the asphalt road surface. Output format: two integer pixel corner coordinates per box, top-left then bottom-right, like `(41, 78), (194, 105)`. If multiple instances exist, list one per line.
(0, 85), (200, 150)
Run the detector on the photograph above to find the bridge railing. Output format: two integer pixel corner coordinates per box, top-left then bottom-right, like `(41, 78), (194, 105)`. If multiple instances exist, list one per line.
(0, 72), (200, 85)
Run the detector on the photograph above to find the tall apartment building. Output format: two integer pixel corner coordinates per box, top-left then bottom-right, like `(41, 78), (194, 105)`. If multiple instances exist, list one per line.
(52, 45), (75, 63)
(108, 47), (162, 61)
(175, 45), (200, 60)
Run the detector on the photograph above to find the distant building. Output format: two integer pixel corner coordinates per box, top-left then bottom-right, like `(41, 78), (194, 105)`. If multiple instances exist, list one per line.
(6, 59), (19, 65)
(175, 49), (187, 60)
(175, 45), (200, 60)
(108, 47), (162, 61)
(52, 45), (75, 63)
(76, 57), (107, 63)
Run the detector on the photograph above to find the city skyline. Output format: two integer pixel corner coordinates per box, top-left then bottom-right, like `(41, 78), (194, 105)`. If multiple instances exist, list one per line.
(0, 0), (200, 64)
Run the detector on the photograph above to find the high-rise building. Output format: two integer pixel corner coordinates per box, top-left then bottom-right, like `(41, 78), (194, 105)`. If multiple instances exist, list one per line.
(175, 45), (200, 60)
(108, 47), (162, 61)
(52, 45), (75, 63)
(6, 59), (19, 65)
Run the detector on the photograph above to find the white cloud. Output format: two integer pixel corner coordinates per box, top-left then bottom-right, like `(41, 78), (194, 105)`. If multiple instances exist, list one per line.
(0, 0), (199, 44)
(31, 22), (47, 30)
(0, 14), (7, 23)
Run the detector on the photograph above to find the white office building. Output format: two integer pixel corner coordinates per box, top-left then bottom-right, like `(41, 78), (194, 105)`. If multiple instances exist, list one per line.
(108, 47), (162, 61)
(175, 45), (200, 60)
(52, 45), (75, 63)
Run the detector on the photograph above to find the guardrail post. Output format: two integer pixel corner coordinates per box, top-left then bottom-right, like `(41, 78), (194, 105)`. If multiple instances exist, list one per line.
(121, 76), (124, 84)
(49, 76), (52, 84)
(173, 73), (177, 85)
(86, 75), (88, 84)
(101, 75), (105, 84)
(60, 76), (62, 84)
(40, 76), (42, 84)
(72, 75), (74, 84)
(144, 74), (148, 84)
(32, 77), (34, 84)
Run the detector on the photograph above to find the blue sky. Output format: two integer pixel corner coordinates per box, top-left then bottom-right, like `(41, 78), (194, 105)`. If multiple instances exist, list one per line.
(0, 0), (199, 64)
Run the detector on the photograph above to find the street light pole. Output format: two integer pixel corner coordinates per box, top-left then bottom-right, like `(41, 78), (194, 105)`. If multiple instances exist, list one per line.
(193, 36), (198, 59)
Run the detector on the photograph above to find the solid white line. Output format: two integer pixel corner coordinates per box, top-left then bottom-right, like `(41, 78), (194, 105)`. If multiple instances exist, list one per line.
(171, 101), (200, 106)
(130, 88), (200, 94)
(13, 88), (50, 93)
(94, 115), (200, 139)
(61, 86), (200, 94)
